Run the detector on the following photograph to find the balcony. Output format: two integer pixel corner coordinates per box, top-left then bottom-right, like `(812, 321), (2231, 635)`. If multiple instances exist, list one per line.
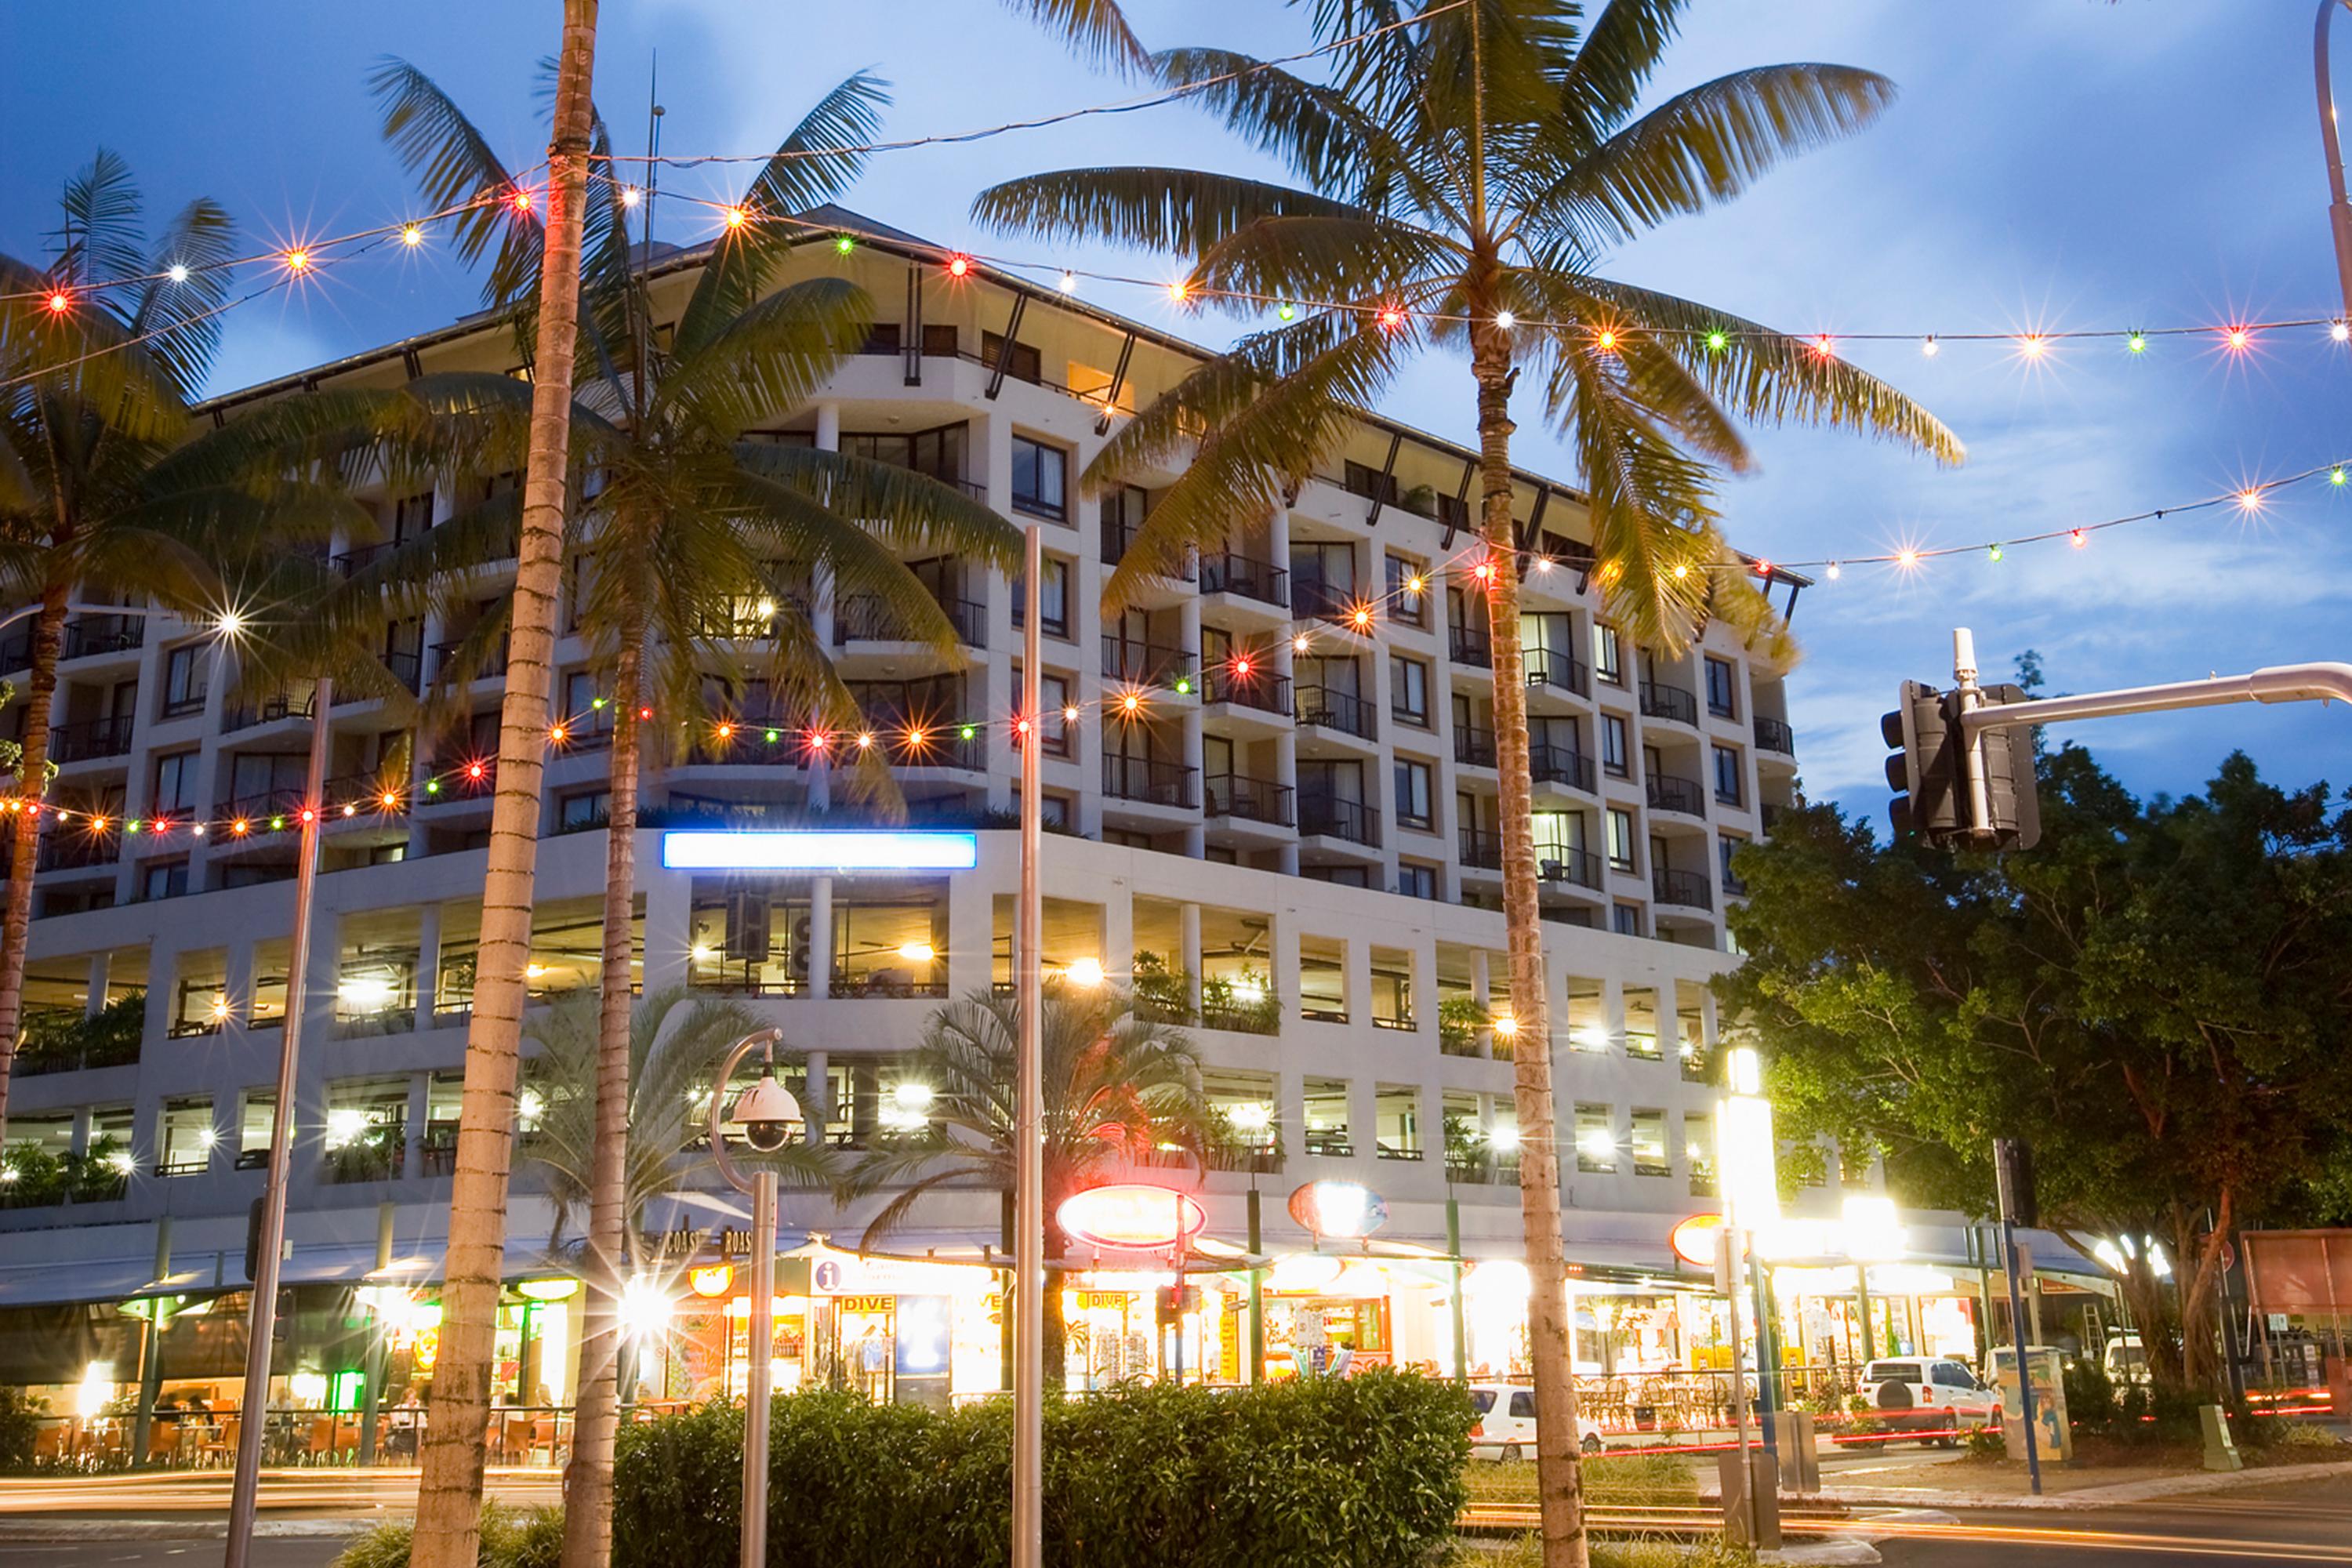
(1298, 794), (1380, 846)
(1102, 754), (1198, 810)
(35, 831), (119, 873)
(1102, 520), (1195, 579)
(1457, 826), (1501, 870)
(1294, 579), (1369, 629)
(381, 650), (423, 694)
(1639, 681), (1699, 726)
(1199, 552), (1288, 608)
(1294, 684), (1377, 741)
(223, 690), (316, 732)
(1647, 773), (1707, 818)
(1528, 743), (1596, 794)
(1755, 716), (1796, 755)
(60, 615), (144, 661)
(48, 714), (136, 764)
(1526, 652), (1590, 699)
(1100, 636), (1194, 687)
(834, 593), (986, 648)
(1538, 848), (1605, 891)
(218, 784), (310, 825)
(1453, 725), (1497, 768)
(1203, 772), (1293, 826)
(1200, 666), (1289, 716)
(430, 641), (510, 681)
(332, 541), (397, 577)
(1447, 623), (1493, 669)
(1653, 866), (1713, 910)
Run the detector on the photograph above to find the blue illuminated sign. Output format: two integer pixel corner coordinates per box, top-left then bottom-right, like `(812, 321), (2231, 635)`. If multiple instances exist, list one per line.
(660, 829), (980, 873)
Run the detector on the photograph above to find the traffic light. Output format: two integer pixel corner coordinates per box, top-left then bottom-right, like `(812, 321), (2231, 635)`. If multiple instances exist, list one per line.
(1972, 684), (2043, 852)
(1994, 1138), (2038, 1228)
(1881, 680), (1961, 844)
(245, 1196), (266, 1283)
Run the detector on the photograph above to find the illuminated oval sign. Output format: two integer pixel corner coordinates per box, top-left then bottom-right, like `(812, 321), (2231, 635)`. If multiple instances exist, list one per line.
(1287, 1181), (1387, 1240)
(1057, 1184), (1207, 1250)
(1669, 1211), (1744, 1269)
(688, 1265), (735, 1299)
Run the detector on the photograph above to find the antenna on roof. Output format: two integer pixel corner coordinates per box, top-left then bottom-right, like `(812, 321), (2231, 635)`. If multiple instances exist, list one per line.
(641, 51), (664, 267)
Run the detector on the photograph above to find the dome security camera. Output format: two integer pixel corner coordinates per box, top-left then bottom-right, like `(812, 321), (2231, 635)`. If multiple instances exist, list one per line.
(729, 1069), (802, 1153)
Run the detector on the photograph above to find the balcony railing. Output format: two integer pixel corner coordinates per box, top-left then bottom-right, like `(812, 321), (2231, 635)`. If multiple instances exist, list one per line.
(430, 641), (509, 681)
(218, 785), (308, 824)
(48, 714), (136, 764)
(1529, 744), (1596, 794)
(1293, 579), (1366, 626)
(1102, 754), (1198, 809)
(1203, 771), (1293, 826)
(1454, 725), (1497, 768)
(1755, 716), (1796, 755)
(1102, 520), (1195, 579)
(1653, 866), (1713, 910)
(34, 832), (118, 873)
(1199, 666), (1289, 715)
(1199, 552), (1288, 608)
(60, 615), (144, 661)
(1647, 773), (1707, 817)
(1298, 794), (1379, 846)
(1639, 681), (1699, 726)
(833, 593), (986, 648)
(1293, 684), (1377, 741)
(1526, 652), (1590, 698)
(332, 541), (397, 577)
(1538, 848), (1605, 891)
(381, 650), (424, 694)
(223, 690), (316, 732)
(1458, 826), (1501, 870)
(1448, 623), (1493, 669)
(1100, 636), (1193, 686)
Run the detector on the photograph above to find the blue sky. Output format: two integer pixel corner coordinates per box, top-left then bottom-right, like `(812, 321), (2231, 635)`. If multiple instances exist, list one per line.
(6, 2), (2347, 821)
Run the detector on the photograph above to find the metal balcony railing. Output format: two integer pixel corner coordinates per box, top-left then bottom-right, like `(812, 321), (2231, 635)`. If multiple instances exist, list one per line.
(1199, 552), (1288, 608)
(1103, 755), (1198, 809)
(48, 714), (136, 763)
(1100, 637), (1194, 686)
(1528, 743), (1596, 794)
(34, 832), (120, 873)
(1203, 771), (1294, 826)
(1453, 725), (1497, 768)
(60, 615), (144, 661)
(217, 785), (308, 825)
(1457, 826), (1501, 870)
(1200, 665), (1289, 715)
(1101, 520), (1195, 578)
(430, 641), (509, 681)
(1293, 684), (1377, 741)
(1526, 652), (1590, 698)
(223, 691), (316, 731)
(1639, 681), (1699, 726)
(332, 541), (397, 577)
(1755, 715), (1796, 755)
(1539, 848), (1605, 891)
(1653, 866), (1713, 910)
(1298, 794), (1379, 846)
(1448, 623), (1493, 669)
(833, 593), (987, 648)
(1647, 773), (1707, 817)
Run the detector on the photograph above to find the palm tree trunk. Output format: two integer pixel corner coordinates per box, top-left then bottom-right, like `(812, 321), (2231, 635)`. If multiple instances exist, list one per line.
(1472, 324), (1589, 1568)
(411, 5), (600, 1564)
(0, 584), (72, 1144)
(559, 635), (641, 1568)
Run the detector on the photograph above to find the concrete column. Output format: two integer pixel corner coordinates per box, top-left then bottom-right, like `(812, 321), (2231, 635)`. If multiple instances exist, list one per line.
(84, 953), (110, 1018)
(1273, 728), (1300, 876)
(1345, 933), (1372, 1031)
(806, 876), (833, 1000)
(1470, 949), (1490, 1011)
(802, 1050), (829, 1146)
(1269, 909), (1299, 1021)
(402, 1073), (430, 1180)
(1276, 1069), (1306, 1171)
(412, 902), (443, 1030)
(1602, 975), (1626, 1059)
(1179, 901), (1203, 1016)
(71, 1106), (93, 1157)
(643, 869), (693, 993)
(1349, 1078), (1377, 1167)
(947, 873), (993, 999)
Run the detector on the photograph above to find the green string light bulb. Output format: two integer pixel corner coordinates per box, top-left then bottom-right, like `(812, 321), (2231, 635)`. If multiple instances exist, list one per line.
(2126, 331), (2147, 354)
(1988, 543), (2003, 563)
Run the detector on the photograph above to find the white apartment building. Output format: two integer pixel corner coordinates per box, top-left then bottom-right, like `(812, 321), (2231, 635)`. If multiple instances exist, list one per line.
(4, 213), (2019, 1427)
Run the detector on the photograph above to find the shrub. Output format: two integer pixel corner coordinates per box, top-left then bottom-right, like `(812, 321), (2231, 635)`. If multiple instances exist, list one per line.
(2063, 1359), (2117, 1436)
(332, 1504), (561, 1568)
(0, 1388), (42, 1472)
(614, 1370), (1473, 1568)
(1963, 1425), (2005, 1460)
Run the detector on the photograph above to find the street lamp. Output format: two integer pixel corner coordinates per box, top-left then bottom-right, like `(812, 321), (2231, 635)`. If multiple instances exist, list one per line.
(707, 1029), (800, 1568)
(2315, 1), (2352, 318)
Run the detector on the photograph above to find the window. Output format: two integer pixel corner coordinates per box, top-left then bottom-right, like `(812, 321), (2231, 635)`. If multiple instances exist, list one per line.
(162, 645), (208, 717)
(980, 330), (1041, 383)
(1719, 833), (1745, 894)
(1391, 655), (1430, 727)
(1705, 656), (1738, 717)
(1011, 557), (1071, 639)
(158, 1096), (213, 1177)
(238, 1090), (276, 1169)
(1398, 861), (1438, 900)
(1385, 553), (1428, 627)
(1612, 902), (1643, 937)
(1600, 713), (1629, 779)
(1632, 1109), (1670, 1176)
(558, 789), (611, 831)
(1040, 672), (1072, 757)
(140, 858), (189, 902)
(1606, 808), (1636, 873)
(1010, 433), (1067, 521)
(1303, 1077), (1352, 1156)
(1574, 1103), (1617, 1173)
(1393, 759), (1433, 830)
(151, 750), (199, 815)
(1592, 623), (1624, 685)
(1713, 744), (1744, 806)
(1685, 1112), (1717, 1193)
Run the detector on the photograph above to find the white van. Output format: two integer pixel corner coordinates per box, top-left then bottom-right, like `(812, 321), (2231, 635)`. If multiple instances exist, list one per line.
(2103, 1334), (2151, 1385)
(1860, 1356), (1999, 1445)
(1466, 1383), (1606, 1461)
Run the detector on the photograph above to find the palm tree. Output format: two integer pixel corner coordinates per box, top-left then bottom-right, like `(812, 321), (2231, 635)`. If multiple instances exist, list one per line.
(359, 54), (1018, 1568)
(844, 985), (1206, 1386)
(0, 152), (247, 1141)
(978, 7), (1960, 1563)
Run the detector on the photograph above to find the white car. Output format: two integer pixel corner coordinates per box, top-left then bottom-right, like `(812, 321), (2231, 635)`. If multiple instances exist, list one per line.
(2103, 1334), (2151, 1386)
(1861, 1356), (1998, 1446)
(1466, 1383), (1606, 1460)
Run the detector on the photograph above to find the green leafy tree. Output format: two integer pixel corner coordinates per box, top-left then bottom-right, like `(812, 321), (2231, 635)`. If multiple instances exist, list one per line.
(844, 985), (1207, 1385)
(1719, 746), (2352, 1396)
(984, 7), (1958, 1557)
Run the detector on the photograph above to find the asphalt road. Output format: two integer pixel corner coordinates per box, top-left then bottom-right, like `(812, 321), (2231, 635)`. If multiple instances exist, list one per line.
(0, 1544), (347, 1567)
(1871, 1477), (2352, 1565)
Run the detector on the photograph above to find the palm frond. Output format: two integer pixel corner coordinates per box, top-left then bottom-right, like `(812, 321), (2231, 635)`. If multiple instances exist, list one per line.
(121, 198), (235, 401)
(55, 150), (146, 289)
(1003, 0), (1149, 73)
(747, 71), (893, 220)
(1188, 212), (1462, 315)
(659, 277), (868, 438)
(368, 56), (534, 306)
(1146, 48), (1385, 196)
(730, 444), (1020, 566)
(1556, 0), (1694, 144)
(972, 167), (1363, 255)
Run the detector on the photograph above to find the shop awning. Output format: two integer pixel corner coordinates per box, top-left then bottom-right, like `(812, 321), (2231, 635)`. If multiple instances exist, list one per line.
(0, 1254), (165, 1308)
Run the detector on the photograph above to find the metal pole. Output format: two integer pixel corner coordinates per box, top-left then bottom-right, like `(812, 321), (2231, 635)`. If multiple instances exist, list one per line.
(1958, 659), (2352, 736)
(223, 677), (331, 1568)
(1013, 523), (1044, 1568)
(1247, 1186), (1265, 1384)
(2317, 0), (2352, 320)
(2002, 1219), (2043, 1497)
(742, 1167), (775, 1568)
(358, 1202), (393, 1467)
(1721, 1224), (1756, 1543)
(1446, 1196), (1468, 1383)
(1951, 630), (1992, 842)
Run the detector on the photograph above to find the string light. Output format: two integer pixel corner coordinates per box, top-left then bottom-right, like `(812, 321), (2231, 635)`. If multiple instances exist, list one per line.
(1826, 561), (1842, 579)
(1810, 334), (1836, 358)
(1987, 543), (2004, 562)
(1493, 310), (1514, 330)
(1277, 303), (1295, 321)
(45, 290), (69, 314)
(2069, 530), (2086, 548)
(620, 186), (641, 209)
(2226, 326), (2252, 351)
(166, 264), (189, 284)
(1058, 270), (1076, 293)
(2335, 467), (2348, 487)
(284, 249), (311, 274)
(2018, 335), (2045, 360)
(510, 189), (534, 214)
(1167, 280), (1189, 304)
(2336, 321), (2350, 343)
(1921, 335), (1937, 357)
(400, 224), (423, 249)
(1705, 329), (1728, 353)
(946, 254), (972, 279)
(1377, 307), (1406, 331)
(722, 205), (751, 231)
(2127, 331), (2147, 354)
(1593, 327), (1617, 353)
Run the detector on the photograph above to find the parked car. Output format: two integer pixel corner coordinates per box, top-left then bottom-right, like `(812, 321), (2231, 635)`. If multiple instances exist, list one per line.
(1860, 1356), (1999, 1446)
(2103, 1333), (2151, 1385)
(1465, 1383), (1606, 1461)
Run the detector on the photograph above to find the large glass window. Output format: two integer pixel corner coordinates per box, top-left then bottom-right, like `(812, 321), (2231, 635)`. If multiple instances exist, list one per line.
(1375, 1085), (1422, 1160)
(1574, 1103), (1617, 1174)
(162, 644), (209, 717)
(1623, 986), (1661, 1060)
(1684, 1112), (1717, 1194)
(152, 750), (200, 814)
(1606, 808), (1636, 873)
(1392, 758), (1433, 830)
(1592, 624), (1624, 685)
(1303, 1077), (1352, 1156)
(688, 884), (814, 995)
(1632, 1109), (1670, 1176)
(1600, 713), (1629, 778)
(1714, 744), (1744, 806)
(1390, 655), (1429, 727)
(157, 1096), (214, 1177)
(1010, 434), (1067, 521)
(1385, 552), (1428, 627)
(1013, 557), (1071, 639)
(833, 887), (948, 997)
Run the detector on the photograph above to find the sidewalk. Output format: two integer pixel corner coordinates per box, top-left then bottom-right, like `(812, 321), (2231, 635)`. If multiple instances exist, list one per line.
(1708, 1457), (2352, 1512)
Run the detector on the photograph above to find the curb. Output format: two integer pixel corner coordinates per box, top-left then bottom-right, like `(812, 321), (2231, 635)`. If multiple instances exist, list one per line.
(1761, 1544), (1881, 1566)
(0, 1517), (377, 1542)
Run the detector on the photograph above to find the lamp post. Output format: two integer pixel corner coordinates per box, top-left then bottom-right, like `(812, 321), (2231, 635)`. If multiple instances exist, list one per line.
(1013, 523), (1044, 1568)
(707, 1027), (800, 1568)
(2315, 0), (2352, 318)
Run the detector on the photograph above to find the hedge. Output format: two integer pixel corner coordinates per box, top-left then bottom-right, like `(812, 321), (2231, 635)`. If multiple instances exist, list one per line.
(612, 1370), (1474, 1568)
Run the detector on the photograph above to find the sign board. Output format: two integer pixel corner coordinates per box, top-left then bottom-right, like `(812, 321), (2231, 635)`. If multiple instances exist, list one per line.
(1671, 1211), (1732, 1269)
(811, 1255), (987, 1298)
(1995, 1346), (2072, 1464)
(1058, 1184), (1207, 1250)
(1287, 1180), (1388, 1240)
(662, 829), (978, 873)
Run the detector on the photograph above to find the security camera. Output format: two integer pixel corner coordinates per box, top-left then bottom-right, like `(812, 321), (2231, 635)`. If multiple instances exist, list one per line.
(729, 1069), (802, 1152)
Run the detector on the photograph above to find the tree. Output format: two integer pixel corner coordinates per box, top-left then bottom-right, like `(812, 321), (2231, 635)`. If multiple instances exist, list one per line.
(0, 153), (235, 1142)
(844, 985), (1206, 1385)
(979, 6), (1958, 1559)
(407, 5), (600, 1563)
(1719, 746), (2352, 1396)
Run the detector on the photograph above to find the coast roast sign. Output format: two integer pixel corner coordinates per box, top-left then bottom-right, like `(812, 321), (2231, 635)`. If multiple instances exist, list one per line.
(1287, 1180), (1388, 1241)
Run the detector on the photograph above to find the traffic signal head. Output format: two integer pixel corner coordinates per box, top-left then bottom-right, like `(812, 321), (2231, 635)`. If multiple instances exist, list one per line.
(1882, 679), (1962, 844)
(1975, 684), (2044, 852)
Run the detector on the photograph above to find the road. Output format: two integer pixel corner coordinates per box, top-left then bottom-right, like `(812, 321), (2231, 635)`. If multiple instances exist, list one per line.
(0, 1544), (345, 1568)
(1869, 1477), (2352, 1564)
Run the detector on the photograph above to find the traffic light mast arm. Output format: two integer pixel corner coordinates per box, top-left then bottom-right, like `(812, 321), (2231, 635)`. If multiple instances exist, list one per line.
(1955, 660), (2352, 735)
